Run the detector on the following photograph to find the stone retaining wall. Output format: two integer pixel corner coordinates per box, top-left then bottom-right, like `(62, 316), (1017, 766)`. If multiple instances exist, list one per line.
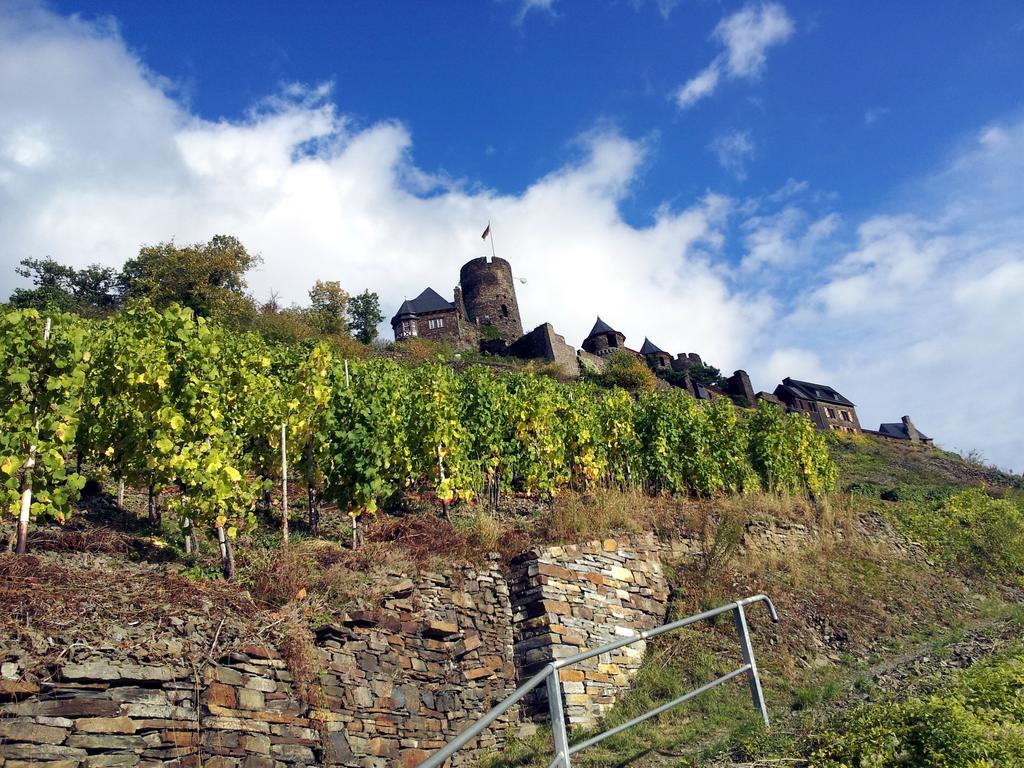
(0, 559), (519, 768)
(508, 534), (670, 727)
(1, 524), (823, 766)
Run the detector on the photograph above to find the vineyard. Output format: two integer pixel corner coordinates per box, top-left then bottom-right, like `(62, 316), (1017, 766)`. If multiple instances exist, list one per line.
(1, 303), (836, 576)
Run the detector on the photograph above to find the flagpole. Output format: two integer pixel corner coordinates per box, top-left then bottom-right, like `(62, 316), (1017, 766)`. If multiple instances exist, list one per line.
(488, 220), (497, 260)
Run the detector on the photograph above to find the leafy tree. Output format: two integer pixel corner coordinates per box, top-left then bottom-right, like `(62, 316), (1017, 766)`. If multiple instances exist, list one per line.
(9, 257), (121, 316)
(347, 290), (384, 345)
(119, 235), (260, 321)
(253, 301), (318, 344)
(687, 362), (726, 388)
(307, 280), (349, 336)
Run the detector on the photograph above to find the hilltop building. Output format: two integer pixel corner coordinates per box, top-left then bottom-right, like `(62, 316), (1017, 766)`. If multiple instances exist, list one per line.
(391, 288), (473, 344)
(773, 377), (861, 433)
(458, 257), (524, 341)
(639, 338), (673, 370)
(392, 256), (525, 347)
(388, 244), (932, 445)
(868, 415), (933, 445)
(580, 317), (756, 409)
(581, 317), (628, 357)
(391, 255), (578, 377)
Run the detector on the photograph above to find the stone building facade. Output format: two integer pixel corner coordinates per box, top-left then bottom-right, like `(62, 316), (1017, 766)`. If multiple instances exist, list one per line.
(639, 338), (673, 370)
(391, 257), (525, 349)
(458, 257), (524, 341)
(773, 377), (861, 433)
(389, 288), (481, 348)
(580, 317), (628, 357)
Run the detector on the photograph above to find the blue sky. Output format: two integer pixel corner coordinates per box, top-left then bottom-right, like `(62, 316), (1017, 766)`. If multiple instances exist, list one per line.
(47, 0), (1024, 227)
(2, 0), (1024, 469)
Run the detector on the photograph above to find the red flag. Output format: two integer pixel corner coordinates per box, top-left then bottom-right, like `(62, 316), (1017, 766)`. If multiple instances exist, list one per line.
(481, 224), (491, 240)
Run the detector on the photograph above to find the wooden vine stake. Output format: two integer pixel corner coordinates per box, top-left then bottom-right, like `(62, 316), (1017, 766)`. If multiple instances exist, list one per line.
(280, 422), (289, 543)
(15, 317), (50, 555)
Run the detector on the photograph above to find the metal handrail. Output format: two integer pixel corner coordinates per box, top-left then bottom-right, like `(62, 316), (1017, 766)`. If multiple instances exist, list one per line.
(418, 594), (779, 768)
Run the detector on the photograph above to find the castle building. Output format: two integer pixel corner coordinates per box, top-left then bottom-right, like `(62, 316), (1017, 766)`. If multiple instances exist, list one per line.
(391, 288), (465, 343)
(773, 377), (861, 433)
(870, 415), (933, 445)
(581, 317), (628, 357)
(392, 256), (525, 348)
(639, 338), (673, 370)
(458, 256), (524, 341)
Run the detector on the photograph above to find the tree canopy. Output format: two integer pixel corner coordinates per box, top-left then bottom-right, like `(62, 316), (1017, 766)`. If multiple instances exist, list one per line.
(348, 290), (384, 345)
(120, 235), (260, 321)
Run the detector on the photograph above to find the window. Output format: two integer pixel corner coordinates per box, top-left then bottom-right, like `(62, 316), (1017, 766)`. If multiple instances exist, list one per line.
(428, 317), (444, 330)
(401, 320), (418, 337)
(826, 407), (836, 419)
(841, 410), (851, 421)
(501, 304), (509, 318)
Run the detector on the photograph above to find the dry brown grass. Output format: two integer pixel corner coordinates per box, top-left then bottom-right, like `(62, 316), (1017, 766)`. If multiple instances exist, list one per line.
(276, 608), (324, 707)
(539, 487), (683, 544)
(235, 537), (414, 614)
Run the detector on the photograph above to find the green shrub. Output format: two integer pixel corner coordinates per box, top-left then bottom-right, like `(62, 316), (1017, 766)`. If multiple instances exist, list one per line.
(809, 645), (1024, 766)
(893, 488), (1024, 580)
(600, 350), (657, 392)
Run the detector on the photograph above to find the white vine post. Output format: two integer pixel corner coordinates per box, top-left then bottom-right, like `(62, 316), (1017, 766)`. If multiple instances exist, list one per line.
(15, 317), (50, 555)
(280, 422), (289, 543)
(344, 359), (350, 387)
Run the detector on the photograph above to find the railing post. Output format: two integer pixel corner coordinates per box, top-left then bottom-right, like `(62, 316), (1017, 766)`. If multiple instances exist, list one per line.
(546, 666), (571, 768)
(733, 603), (769, 728)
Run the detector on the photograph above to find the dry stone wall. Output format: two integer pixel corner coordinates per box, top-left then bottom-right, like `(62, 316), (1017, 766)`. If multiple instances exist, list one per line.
(311, 558), (520, 767)
(0, 558), (519, 768)
(3, 526), (827, 766)
(508, 534), (670, 727)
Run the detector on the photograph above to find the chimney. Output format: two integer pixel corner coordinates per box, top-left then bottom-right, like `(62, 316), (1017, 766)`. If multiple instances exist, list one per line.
(901, 415), (920, 443)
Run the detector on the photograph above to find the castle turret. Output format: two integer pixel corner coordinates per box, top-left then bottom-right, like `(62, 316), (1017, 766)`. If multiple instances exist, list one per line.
(459, 256), (524, 341)
(639, 337), (672, 370)
(582, 317), (626, 356)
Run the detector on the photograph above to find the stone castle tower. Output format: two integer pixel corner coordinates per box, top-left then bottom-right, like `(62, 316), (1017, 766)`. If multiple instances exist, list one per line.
(459, 256), (524, 340)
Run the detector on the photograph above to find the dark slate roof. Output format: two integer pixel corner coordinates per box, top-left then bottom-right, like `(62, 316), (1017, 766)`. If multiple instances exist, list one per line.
(392, 299), (417, 321)
(779, 377), (855, 407)
(587, 316), (620, 338)
(639, 337), (668, 356)
(409, 287), (455, 314)
(391, 287), (455, 323)
(879, 423), (931, 441)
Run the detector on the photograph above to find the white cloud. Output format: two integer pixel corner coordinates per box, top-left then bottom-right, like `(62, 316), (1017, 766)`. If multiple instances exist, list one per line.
(676, 64), (721, 109)
(715, 1), (795, 78)
(675, 2), (794, 109)
(708, 130), (755, 179)
(0, 2), (766, 372)
(514, 0), (556, 24)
